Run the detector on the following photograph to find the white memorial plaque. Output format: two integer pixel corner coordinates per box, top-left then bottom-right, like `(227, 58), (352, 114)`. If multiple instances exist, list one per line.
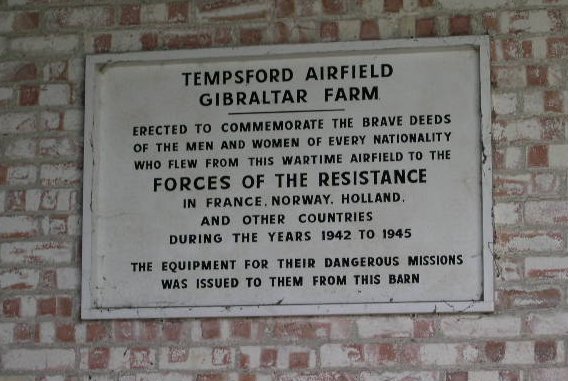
(82, 37), (493, 319)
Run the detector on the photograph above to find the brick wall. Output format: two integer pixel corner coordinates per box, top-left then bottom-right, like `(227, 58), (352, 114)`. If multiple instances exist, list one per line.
(0, 0), (567, 380)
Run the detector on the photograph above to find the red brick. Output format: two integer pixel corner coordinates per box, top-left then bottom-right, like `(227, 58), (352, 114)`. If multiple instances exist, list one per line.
(19, 85), (39, 106)
(14, 322), (39, 342)
(114, 321), (134, 341)
(141, 33), (159, 51)
(94, 34), (112, 53)
(494, 175), (529, 197)
(3, 298), (21, 317)
(535, 341), (557, 363)
(6, 190), (26, 212)
(202, 319), (221, 339)
(168, 346), (189, 363)
(289, 352), (310, 369)
(419, 0), (433, 6)
(231, 320), (251, 338)
(450, 15), (471, 36)
(485, 341), (506, 362)
(276, 0), (294, 17)
(527, 65), (548, 86)
(215, 27), (233, 45)
(56, 323), (75, 342)
(414, 319), (437, 338)
(260, 348), (277, 367)
(483, 12), (499, 34)
(320, 21), (339, 41)
(344, 344), (364, 363)
(384, 0), (403, 12)
(141, 321), (160, 340)
(375, 343), (396, 364)
(165, 32), (212, 49)
(360, 20), (379, 40)
(130, 347), (154, 368)
(522, 40), (533, 58)
(120, 4), (141, 25)
(14, 63), (37, 81)
(528, 145), (549, 167)
(544, 91), (563, 112)
(274, 321), (331, 340)
(212, 347), (231, 365)
(87, 322), (109, 342)
(274, 22), (290, 44)
(497, 288), (561, 309)
(322, 0), (345, 14)
(13, 12), (40, 31)
(57, 296), (73, 316)
(38, 297), (57, 316)
(416, 18), (435, 37)
(163, 321), (183, 340)
(239, 353), (250, 369)
(500, 371), (520, 381)
(547, 37), (568, 58)
(240, 28), (263, 45)
(239, 375), (256, 381)
(89, 347), (110, 369)
(40, 269), (57, 289)
(168, 2), (189, 22)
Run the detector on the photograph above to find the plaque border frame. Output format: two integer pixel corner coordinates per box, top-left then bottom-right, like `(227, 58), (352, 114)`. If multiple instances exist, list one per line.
(81, 36), (494, 319)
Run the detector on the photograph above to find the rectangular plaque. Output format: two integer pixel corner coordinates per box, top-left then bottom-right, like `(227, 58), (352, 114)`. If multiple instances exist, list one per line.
(82, 37), (493, 319)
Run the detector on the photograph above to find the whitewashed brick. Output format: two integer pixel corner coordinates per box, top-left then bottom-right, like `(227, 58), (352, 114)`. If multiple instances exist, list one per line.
(0, 87), (13, 103)
(469, 371), (507, 381)
(494, 202), (522, 224)
(441, 316), (521, 338)
(3, 349), (75, 370)
(524, 91), (544, 114)
(320, 344), (363, 367)
(438, 0), (510, 9)
(20, 295), (36, 317)
(530, 368), (568, 381)
(420, 343), (480, 365)
(502, 341), (544, 364)
(526, 256), (568, 280)
(39, 84), (71, 106)
(497, 258), (522, 281)
(159, 346), (233, 370)
(64, 109), (84, 131)
(0, 190), (5, 212)
(548, 64), (563, 86)
(0, 240), (73, 263)
(57, 267), (79, 289)
(141, 4), (168, 23)
(40, 322), (55, 343)
(528, 311), (568, 334)
(0, 268), (39, 289)
(0, 323), (14, 344)
(548, 144), (568, 167)
(493, 93), (517, 115)
(6, 165), (37, 185)
(0, 112), (36, 134)
(361, 371), (438, 381)
(0, 12), (15, 33)
(357, 317), (413, 338)
(5, 138), (36, 159)
(10, 35), (79, 55)
(40, 163), (81, 186)
(503, 10), (559, 33)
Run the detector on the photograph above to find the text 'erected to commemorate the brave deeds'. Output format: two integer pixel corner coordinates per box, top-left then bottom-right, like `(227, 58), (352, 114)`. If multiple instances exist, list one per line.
(82, 37), (493, 319)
